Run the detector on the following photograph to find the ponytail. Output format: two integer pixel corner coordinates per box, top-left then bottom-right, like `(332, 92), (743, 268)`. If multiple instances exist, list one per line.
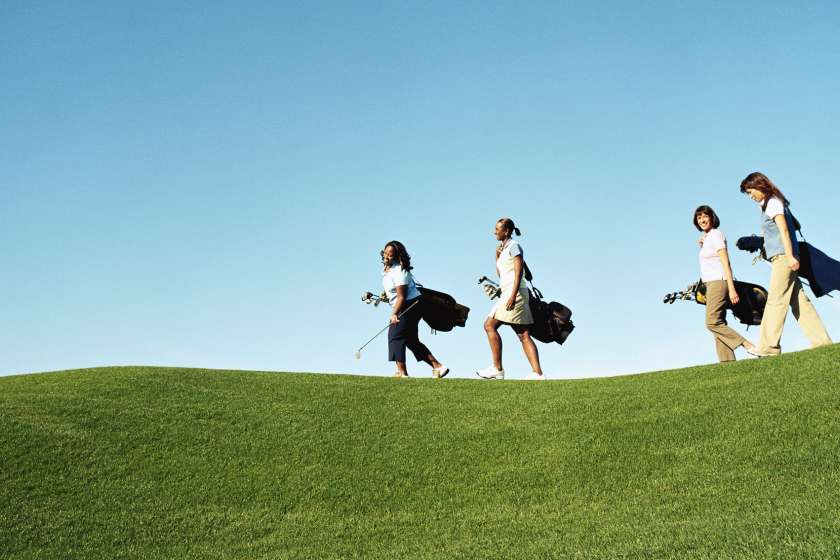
(498, 218), (521, 238)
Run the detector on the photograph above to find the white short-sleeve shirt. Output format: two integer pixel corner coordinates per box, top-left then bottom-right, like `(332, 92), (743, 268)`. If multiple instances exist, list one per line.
(497, 240), (523, 286)
(382, 265), (421, 305)
(699, 228), (727, 282)
(763, 196), (785, 219)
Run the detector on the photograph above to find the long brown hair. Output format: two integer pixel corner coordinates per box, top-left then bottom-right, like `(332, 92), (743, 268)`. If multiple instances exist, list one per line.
(740, 172), (790, 211)
(381, 240), (412, 271)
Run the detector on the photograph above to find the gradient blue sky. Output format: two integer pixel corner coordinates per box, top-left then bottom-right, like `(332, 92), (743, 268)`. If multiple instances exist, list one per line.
(2, 1), (839, 378)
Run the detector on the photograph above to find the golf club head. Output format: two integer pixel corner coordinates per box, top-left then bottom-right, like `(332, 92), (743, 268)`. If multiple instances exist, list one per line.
(354, 351), (361, 359)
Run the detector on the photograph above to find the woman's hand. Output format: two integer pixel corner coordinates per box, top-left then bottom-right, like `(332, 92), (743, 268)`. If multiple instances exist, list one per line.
(787, 255), (800, 272)
(728, 287), (740, 305)
(390, 313), (400, 325)
(698, 234), (705, 247)
(505, 294), (517, 310)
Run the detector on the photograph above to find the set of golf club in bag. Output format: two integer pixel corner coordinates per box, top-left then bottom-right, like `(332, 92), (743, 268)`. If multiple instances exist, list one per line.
(356, 264), (574, 359)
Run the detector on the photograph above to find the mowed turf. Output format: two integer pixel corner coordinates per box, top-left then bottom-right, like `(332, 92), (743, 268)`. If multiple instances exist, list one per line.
(2, 345), (839, 559)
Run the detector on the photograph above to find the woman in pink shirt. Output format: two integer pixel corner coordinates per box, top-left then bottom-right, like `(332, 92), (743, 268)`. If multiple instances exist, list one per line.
(694, 205), (756, 361)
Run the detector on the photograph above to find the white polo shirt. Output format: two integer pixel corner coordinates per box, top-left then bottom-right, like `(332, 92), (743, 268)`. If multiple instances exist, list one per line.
(382, 265), (421, 306)
(699, 228), (726, 282)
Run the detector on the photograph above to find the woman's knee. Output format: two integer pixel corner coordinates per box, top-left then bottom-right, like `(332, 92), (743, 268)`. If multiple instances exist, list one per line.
(484, 318), (499, 333)
(705, 320), (723, 330)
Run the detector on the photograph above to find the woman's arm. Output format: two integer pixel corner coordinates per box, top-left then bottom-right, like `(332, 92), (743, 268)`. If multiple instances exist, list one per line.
(717, 248), (740, 305)
(506, 255), (524, 310)
(774, 214), (800, 271)
(391, 285), (407, 324)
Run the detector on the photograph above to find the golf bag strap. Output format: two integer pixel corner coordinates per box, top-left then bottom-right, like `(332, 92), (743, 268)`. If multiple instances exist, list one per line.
(523, 261), (533, 282)
(789, 210), (806, 241)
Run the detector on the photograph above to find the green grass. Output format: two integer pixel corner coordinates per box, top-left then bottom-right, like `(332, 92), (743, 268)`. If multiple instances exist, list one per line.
(2, 345), (839, 559)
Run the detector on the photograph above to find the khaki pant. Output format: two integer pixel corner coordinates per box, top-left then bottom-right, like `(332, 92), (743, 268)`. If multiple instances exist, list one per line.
(704, 280), (747, 362)
(757, 256), (833, 353)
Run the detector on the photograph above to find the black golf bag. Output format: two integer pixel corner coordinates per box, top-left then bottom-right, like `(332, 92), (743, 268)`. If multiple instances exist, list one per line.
(478, 263), (574, 345)
(523, 262), (575, 344)
(417, 287), (470, 332)
(663, 279), (768, 326)
(527, 286), (575, 344)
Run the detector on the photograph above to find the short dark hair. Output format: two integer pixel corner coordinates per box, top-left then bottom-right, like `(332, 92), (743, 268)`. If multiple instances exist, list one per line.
(693, 205), (720, 231)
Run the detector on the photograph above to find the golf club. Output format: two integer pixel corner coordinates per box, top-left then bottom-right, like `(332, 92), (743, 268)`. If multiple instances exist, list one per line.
(477, 275), (502, 300)
(355, 298), (420, 359)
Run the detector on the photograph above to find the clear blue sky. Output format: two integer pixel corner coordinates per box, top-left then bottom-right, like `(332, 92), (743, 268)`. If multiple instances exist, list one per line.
(2, 1), (839, 378)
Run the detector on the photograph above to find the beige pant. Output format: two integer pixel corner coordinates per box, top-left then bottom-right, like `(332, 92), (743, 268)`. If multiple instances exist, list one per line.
(704, 280), (747, 362)
(757, 256), (833, 354)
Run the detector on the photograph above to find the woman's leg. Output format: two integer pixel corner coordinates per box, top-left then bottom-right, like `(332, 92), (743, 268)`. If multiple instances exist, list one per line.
(757, 257), (796, 354)
(484, 317), (504, 370)
(789, 277), (833, 347)
(514, 327), (542, 374)
(388, 321), (410, 376)
(404, 306), (438, 367)
(704, 280), (745, 362)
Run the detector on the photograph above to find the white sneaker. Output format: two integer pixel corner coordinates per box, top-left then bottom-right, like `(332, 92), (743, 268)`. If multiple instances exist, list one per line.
(476, 366), (504, 380)
(432, 366), (450, 379)
(525, 372), (546, 381)
(745, 346), (779, 358)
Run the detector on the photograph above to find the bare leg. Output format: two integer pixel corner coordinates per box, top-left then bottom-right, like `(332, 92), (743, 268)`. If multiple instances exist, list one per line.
(420, 354), (443, 369)
(484, 317), (504, 370)
(516, 329), (543, 375)
(395, 361), (408, 376)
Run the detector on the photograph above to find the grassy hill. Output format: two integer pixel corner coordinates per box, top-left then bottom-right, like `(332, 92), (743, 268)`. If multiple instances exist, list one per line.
(2, 345), (839, 559)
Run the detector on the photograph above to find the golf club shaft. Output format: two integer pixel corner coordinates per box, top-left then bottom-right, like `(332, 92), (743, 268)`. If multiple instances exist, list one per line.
(356, 299), (420, 355)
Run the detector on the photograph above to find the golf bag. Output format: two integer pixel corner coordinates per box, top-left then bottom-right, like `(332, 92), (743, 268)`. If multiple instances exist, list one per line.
(527, 285), (575, 344)
(737, 235), (840, 299)
(663, 279), (768, 326)
(417, 286), (470, 332)
(478, 265), (575, 345)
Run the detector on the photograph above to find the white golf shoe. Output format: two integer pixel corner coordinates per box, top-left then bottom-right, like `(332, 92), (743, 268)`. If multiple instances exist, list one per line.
(476, 366), (504, 380)
(525, 371), (546, 381)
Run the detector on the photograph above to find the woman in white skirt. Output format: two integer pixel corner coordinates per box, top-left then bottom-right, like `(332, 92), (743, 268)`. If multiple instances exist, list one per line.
(476, 218), (545, 381)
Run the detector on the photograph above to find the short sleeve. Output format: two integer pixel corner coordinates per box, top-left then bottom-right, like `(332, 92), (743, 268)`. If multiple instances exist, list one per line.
(707, 229), (726, 252)
(764, 197), (785, 219)
(507, 241), (522, 258)
(390, 267), (409, 287)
